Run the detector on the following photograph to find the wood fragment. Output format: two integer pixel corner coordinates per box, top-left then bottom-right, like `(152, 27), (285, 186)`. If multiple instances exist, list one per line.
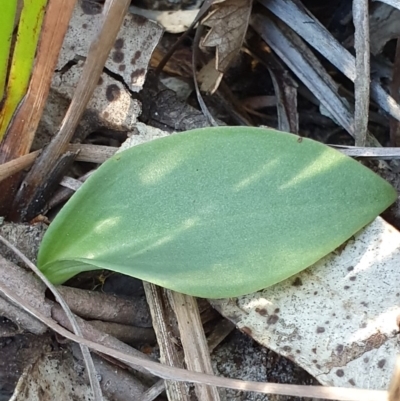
(47, 170), (93, 211)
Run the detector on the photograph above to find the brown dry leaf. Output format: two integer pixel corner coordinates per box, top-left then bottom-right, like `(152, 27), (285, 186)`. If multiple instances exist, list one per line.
(198, 58), (223, 94)
(201, 0), (252, 72)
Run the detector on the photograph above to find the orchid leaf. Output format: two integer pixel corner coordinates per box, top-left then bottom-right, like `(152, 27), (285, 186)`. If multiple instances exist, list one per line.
(37, 127), (397, 298)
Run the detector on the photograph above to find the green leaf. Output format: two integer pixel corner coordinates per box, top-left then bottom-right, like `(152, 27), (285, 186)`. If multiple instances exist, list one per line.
(0, 0), (48, 140)
(0, 0), (18, 101)
(37, 127), (397, 298)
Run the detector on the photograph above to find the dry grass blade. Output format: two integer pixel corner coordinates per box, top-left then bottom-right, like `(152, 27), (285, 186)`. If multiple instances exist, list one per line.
(11, 0), (131, 221)
(0, 277), (390, 401)
(331, 146), (400, 159)
(0, 234), (103, 401)
(353, 0), (370, 146)
(250, 13), (355, 136)
(260, 0), (400, 123)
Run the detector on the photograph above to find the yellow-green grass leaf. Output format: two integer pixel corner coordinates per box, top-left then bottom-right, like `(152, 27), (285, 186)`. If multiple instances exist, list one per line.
(38, 127), (397, 298)
(0, 0), (18, 100)
(0, 0), (48, 140)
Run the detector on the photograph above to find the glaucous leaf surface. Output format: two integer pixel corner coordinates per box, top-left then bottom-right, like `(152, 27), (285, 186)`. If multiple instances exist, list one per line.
(37, 127), (397, 298)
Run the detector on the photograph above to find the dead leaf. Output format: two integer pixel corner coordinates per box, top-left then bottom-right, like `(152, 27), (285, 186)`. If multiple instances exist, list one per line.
(201, 0), (252, 72)
(198, 58), (223, 94)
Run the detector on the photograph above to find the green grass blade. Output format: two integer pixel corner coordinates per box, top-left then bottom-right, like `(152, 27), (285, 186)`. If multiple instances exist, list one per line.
(0, 0), (18, 101)
(0, 0), (48, 141)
